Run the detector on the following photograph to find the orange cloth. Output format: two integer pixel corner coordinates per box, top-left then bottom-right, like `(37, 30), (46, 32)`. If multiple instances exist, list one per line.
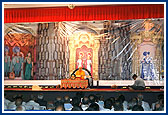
(75, 70), (85, 80)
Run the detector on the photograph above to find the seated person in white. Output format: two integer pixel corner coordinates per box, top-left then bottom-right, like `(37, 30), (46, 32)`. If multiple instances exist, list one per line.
(25, 94), (40, 110)
(137, 93), (151, 111)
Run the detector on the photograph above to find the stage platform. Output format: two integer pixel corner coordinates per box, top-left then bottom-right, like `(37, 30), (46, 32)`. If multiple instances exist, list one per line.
(4, 80), (164, 86)
(4, 86), (164, 92)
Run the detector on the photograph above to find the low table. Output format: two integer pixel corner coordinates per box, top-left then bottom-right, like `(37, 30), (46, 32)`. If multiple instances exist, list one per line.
(61, 78), (88, 89)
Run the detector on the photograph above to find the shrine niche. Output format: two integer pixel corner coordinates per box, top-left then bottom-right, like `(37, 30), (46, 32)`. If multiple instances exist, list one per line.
(130, 19), (164, 80)
(69, 32), (100, 80)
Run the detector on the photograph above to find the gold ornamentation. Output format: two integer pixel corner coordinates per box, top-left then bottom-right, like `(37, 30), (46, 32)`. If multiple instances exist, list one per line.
(69, 32), (100, 80)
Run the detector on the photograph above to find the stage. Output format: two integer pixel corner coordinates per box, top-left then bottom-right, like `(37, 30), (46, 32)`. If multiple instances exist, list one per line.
(4, 80), (164, 86)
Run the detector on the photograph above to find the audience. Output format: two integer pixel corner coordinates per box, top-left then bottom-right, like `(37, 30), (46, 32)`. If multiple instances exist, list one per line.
(4, 93), (164, 111)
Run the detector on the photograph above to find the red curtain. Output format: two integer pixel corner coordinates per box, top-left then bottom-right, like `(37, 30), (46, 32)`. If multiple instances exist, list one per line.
(4, 4), (164, 23)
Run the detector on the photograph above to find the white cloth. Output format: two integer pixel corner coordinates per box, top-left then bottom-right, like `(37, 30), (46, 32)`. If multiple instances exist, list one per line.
(25, 100), (40, 110)
(133, 77), (145, 87)
(64, 103), (73, 111)
(142, 101), (151, 111)
(81, 104), (89, 111)
(7, 101), (27, 110)
(123, 101), (128, 111)
(4, 98), (11, 106)
(98, 101), (104, 108)
(100, 107), (114, 111)
(7, 102), (16, 110)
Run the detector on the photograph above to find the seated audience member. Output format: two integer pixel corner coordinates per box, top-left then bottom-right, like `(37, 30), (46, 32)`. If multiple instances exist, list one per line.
(127, 97), (138, 111)
(101, 99), (113, 111)
(55, 96), (63, 104)
(71, 97), (82, 111)
(25, 94), (40, 110)
(153, 103), (164, 111)
(129, 74), (145, 90)
(137, 93), (151, 111)
(132, 105), (144, 111)
(16, 105), (26, 111)
(36, 93), (47, 106)
(86, 103), (99, 111)
(8, 97), (25, 110)
(63, 96), (73, 111)
(4, 94), (11, 106)
(96, 94), (104, 108)
(114, 100), (124, 111)
(117, 94), (128, 111)
(81, 96), (90, 111)
(55, 104), (65, 111)
(7, 95), (18, 109)
(88, 94), (96, 104)
(46, 101), (55, 111)
(152, 94), (164, 110)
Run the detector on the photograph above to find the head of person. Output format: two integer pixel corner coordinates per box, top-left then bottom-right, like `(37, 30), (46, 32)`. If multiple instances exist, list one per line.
(137, 93), (144, 101)
(110, 97), (115, 105)
(71, 97), (81, 107)
(30, 94), (36, 101)
(27, 51), (32, 57)
(64, 95), (70, 103)
(16, 51), (20, 56)
(55, 104), (65, 111)
(157, 94), (164, 101)
(56, 96), (63, 103)
(104, 99), (113, 109)
(88, 94), (96, 104)
(117, 94), (125, 104)
(37, 93), (44, 100)
(132, 74), (138, 80)
(79, 67), (83, 72)
(96, 94), (104, 101)
(15, 97), (23, 106)
(127, 98), (138, 110)
(16, 105), (26, 111)
(132, 105), (144, 111)
(82, 96), (89, 105)
(47, 101), (55, 110)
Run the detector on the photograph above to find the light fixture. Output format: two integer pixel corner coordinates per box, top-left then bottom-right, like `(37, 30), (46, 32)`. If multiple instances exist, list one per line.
(68, 4), (75, 9)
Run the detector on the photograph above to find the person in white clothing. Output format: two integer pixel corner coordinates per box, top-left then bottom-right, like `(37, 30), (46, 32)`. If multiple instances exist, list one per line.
(81, 96), (90, 111)
(86, 53), (92, 72)
(137, 93), (151, 111)
(25, 94), (40, 110)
